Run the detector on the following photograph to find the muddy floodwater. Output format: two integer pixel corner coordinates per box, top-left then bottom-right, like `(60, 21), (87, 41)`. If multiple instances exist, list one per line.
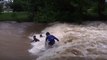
(29, 21), (107, 60)
(1, 21), (107, 60)
(0, 22), (47, 60)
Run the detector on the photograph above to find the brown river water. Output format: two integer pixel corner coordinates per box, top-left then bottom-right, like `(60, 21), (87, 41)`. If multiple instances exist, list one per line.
(1, 21), (107, 60)
(0, 21), (47, 60)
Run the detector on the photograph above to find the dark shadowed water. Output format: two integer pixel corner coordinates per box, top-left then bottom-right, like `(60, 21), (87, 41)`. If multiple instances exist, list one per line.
(0, 22), (47, 60)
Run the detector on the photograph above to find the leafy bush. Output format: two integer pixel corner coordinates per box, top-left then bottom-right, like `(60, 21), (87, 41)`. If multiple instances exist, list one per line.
(0, 4), (3, 13)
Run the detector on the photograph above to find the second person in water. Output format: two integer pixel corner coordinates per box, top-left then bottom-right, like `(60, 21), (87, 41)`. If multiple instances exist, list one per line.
(31, 36), (40, 42)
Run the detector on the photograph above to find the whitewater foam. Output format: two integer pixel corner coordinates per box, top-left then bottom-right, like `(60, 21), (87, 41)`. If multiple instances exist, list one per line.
(28, 22), (107, 60)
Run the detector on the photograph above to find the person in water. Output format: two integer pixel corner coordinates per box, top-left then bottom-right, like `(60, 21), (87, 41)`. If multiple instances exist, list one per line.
(31, 36), (39, 42)
(40, 34), (43, 37)
(45, 32), (59, 47)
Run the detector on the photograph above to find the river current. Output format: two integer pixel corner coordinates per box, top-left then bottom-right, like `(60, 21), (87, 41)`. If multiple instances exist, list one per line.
(0, 21), (107, 60)
(29, 21), (107, 60)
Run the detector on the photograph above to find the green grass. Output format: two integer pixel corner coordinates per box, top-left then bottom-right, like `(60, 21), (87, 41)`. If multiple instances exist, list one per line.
(0, 12), (30, 22)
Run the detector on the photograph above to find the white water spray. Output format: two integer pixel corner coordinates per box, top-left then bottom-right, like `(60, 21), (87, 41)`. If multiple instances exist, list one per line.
(28, 22), (107, 60)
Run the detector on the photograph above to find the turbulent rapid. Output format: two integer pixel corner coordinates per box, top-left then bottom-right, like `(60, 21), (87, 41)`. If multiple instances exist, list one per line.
(28, 21), (107, 60)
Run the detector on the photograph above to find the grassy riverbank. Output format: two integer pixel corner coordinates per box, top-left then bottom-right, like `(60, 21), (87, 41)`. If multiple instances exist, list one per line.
(0, 12), (106, 23)
(0, 12), (29, 22)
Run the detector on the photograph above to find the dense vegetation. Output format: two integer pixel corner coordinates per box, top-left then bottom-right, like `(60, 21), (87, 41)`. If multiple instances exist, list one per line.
(0, 0), (107, 23)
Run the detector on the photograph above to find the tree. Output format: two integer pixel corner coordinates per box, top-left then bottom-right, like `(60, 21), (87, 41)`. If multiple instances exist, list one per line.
(10, 0), (107, 22)
(27, 0), (38, 21)
(12, 0), (28, 12)
(98, 0), (105, 20)
(0, 3), (3, 13)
